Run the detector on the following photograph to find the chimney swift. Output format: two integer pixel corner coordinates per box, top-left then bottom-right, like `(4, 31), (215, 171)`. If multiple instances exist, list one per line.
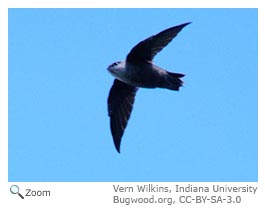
(107, 22), (191, 153)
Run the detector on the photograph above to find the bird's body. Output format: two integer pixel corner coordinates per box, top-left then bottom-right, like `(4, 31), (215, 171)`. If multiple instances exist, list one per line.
(107, 22), (191, 153)
(109, 61), (184, 90)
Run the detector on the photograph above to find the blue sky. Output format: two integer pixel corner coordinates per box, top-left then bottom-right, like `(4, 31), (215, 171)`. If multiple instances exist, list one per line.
(8, 8), (257, 182)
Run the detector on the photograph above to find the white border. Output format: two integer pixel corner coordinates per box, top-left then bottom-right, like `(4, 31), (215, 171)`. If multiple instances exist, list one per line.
(0, 1), (263, 207)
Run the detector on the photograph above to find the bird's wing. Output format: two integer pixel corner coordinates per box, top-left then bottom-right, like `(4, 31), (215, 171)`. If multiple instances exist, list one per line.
(107, 79), (138, 153)
(126, 22), (191, 63)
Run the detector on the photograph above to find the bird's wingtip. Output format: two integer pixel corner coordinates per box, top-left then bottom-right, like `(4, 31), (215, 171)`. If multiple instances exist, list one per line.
(115, 144), (121, 153)
(183, 22), (192, 26)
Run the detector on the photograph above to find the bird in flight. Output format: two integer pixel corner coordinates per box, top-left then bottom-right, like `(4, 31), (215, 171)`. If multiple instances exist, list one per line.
(107, 22), (191, 153)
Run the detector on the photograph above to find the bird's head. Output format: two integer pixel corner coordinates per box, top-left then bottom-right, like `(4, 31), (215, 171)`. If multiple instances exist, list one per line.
(107, 61), (126, 78)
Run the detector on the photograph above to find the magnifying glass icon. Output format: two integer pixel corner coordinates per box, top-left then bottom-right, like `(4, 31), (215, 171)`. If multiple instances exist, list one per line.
(10, 185), (24, 199)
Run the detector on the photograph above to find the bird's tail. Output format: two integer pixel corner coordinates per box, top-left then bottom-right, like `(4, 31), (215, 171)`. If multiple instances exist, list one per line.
(161, 72), (185, 91)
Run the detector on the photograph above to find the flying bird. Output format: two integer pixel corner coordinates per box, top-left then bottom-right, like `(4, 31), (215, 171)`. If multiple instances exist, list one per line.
(107, 22), (191, 153)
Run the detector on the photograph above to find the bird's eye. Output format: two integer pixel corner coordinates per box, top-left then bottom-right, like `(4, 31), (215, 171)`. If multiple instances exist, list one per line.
(110, 62), (119, 67)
